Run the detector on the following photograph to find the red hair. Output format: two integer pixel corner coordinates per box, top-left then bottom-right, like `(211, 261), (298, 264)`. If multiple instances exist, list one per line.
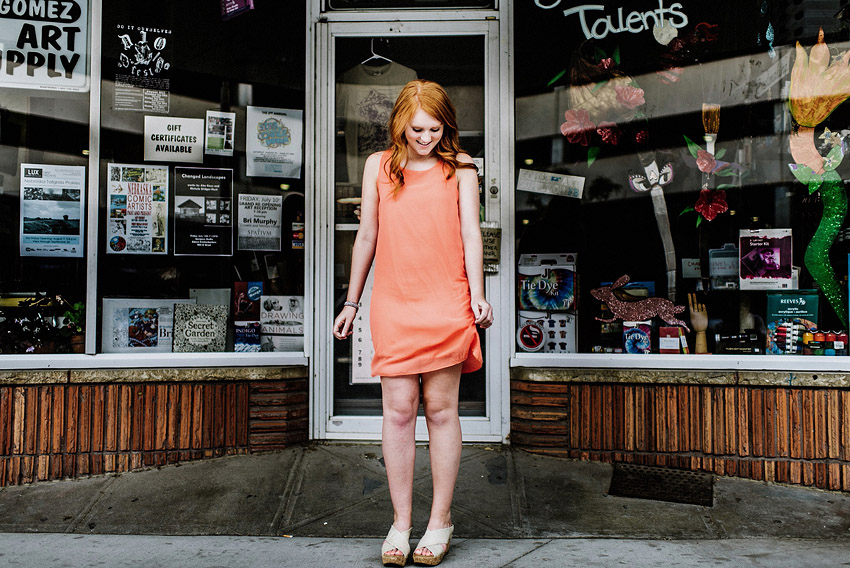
(385, 80), (477, 194)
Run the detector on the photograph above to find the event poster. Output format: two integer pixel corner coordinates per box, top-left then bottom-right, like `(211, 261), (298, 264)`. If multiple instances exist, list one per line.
(107, 163), (168, 254)
(174, 167), (233, 256)
(739, 229), (793, 290)
(19, 164), (86, 258)
(237, 194), (282, 251)
(246, 106), (303, 178)
(205, 110), (236, 156)
(114, 23), (172, 112)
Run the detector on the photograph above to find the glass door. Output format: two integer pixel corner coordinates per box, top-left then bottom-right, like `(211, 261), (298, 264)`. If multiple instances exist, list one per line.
(313, 18), (506, 441)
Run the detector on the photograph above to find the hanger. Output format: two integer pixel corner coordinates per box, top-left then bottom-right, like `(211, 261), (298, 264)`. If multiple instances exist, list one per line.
(360, 38), (392, 66)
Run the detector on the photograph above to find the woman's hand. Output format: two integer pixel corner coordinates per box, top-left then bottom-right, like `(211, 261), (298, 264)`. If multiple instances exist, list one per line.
(332, 305), (358, 340)
(471, 297), (494, 329)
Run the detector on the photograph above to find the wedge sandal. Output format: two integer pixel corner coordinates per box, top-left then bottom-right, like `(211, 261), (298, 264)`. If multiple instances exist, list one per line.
(381, 525), (412, 566)
(412, 524), (453, 566)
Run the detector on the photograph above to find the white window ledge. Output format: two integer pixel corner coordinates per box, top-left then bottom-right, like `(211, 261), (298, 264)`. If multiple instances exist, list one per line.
(0, 352), (308, 371)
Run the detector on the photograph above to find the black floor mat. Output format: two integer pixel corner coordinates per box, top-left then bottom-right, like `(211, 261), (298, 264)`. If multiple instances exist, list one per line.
(608, 463), (714, 507)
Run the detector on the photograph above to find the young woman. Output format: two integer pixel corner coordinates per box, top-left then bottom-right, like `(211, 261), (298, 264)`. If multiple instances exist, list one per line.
(333, 79), (493, 566)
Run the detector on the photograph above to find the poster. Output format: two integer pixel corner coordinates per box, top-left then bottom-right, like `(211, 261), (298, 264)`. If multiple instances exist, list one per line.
(114, 23), (172, 112)
(237, 194), (282, 251)
(246, 106), (303, 178)
(144, 116), (204, 163)
(106, 163), (168, 255)
(19, 164), (85, 257)
(739, 229), (793, 290)
(0, 3), (89, 91)
(101, 298), (195, 353)
(174, 167), (233, 256)
(205, 110), (236, 156)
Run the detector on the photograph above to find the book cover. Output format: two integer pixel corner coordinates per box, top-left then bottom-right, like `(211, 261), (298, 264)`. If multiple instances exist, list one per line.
(234, 321), (261, 352)
(233, 281), (263, 321)
(659, 326), (682, 354)
(101, 298), (196, 353)
(260, 295), (304, 335)
(260, 334), (305, 352)
(172, 304), (228, 352)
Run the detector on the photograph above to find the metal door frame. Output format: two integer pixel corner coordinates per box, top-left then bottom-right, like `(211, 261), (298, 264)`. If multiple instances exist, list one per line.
(309, 8), (513, 442)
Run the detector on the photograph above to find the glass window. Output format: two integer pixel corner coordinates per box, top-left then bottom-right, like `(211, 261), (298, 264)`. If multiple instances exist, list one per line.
(0, 5), (91, 354)
(97, 2), (306, 354)
(515, 1), (850, 357)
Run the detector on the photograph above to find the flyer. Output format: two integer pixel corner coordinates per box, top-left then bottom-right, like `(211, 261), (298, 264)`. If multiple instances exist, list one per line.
(106, 163), (168, 255)
(739, 229), (793, 290)
(246, 106), (303, 178)
(237, 194), (282, 251)
(114, 23), (172, 113)
(174, 167), (234, 256)
(144, 116), (204, 163)
(101, 298), (195, 353)
(19, 164), (86, 258)
(205, 110), (236, 156)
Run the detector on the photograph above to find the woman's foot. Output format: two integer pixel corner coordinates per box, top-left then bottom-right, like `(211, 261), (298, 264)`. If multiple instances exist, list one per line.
(412, 524), (453, 566)
(381, 525), (412, 566)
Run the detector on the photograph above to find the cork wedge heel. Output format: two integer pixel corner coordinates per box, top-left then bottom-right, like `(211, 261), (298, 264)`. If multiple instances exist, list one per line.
(412, 525), (453, 566)
(381, 525), (412, 567)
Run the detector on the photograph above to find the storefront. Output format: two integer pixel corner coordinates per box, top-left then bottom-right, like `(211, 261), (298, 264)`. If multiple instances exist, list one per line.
(1, 1), (848, 491)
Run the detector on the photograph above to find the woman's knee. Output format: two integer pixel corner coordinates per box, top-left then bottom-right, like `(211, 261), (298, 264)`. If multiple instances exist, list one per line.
(422, 397), (458, 428)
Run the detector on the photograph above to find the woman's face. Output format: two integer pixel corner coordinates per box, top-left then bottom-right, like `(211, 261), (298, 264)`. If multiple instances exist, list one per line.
(404, 107), (443, 158)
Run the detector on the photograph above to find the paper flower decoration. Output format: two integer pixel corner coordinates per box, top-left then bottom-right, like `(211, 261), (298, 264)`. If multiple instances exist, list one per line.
(694, 189), (728, 221)
(560, 109), (595, 146)
(695, 150), (716, 173)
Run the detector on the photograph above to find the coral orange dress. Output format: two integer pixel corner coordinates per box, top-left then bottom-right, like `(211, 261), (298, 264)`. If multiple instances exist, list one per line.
(370, 150), (483, 377)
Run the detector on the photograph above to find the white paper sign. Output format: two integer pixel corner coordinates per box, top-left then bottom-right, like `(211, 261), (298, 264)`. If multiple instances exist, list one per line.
(0, 3), (90, 91)
(205, 110), (235, 156)
(516, 168), (584, 199)
(20, 163), (85, 257)
(144, 116), (204, 163)
(246, 106), (303, 178)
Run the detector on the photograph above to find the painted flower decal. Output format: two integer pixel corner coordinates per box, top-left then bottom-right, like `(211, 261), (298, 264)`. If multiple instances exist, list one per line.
(696, 149), (716, 173)
(560, 109), (595, 146)
(596, 121), (621, 145)
(598, 58), (614, 70)
(614, 85), (645, 109)
(694, 189), (728, 221)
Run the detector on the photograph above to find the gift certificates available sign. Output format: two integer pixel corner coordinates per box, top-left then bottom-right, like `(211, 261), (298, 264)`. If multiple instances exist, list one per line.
(534, 1), (689, 40)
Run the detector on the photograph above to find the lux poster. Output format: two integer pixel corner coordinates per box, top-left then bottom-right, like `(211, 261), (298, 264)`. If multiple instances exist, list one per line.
(19, 164), (86, 257)
(246, 106), (303, 178)
(106, 163), (168, 255)
(174, 167), (234, 256)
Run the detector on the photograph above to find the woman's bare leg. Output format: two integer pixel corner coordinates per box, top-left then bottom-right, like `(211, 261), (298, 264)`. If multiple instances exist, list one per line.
(415, 363), (462, 556)
(381, 374), (420, 557)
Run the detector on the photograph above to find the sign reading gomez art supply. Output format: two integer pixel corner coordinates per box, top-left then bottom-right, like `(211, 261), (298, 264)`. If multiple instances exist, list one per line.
(0, 0), (89, 91)
(144, 116), (204, 163)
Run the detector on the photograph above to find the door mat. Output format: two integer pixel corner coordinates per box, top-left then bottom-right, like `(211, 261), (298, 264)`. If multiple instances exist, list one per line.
(608, 463), (714, 507)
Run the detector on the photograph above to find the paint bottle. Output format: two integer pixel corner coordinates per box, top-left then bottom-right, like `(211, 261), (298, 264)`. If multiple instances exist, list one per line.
(802, 331), (814, 356)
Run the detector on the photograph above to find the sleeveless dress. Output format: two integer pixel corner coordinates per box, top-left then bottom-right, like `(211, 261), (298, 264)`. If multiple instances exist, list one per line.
(370, 150), (483, 377)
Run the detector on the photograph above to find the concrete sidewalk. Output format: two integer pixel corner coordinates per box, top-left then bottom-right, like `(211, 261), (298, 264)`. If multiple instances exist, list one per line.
(0, 443), (848, 566)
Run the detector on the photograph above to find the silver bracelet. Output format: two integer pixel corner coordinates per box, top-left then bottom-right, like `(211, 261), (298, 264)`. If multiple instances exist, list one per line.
(343, 301), (360, 311)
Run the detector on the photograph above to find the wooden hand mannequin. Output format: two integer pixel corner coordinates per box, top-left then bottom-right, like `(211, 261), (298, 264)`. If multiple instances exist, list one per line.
(688, 293), (708, 354)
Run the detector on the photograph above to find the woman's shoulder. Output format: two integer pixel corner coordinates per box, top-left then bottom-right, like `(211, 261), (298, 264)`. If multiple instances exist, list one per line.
(455, 152), (474, 164)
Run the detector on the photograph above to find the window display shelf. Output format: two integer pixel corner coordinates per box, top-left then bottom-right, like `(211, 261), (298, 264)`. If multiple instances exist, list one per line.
(0, 352), (309, 371)
(510, 353), (850, 373)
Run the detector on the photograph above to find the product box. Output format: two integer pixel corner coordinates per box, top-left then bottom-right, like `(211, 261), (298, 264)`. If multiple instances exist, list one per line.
(659, 326), (689, 354)
(765, 290), (818, 354)
(518, 253), (577, 312)
(233, 281), (263, 321)
(739, 229), (793, 290)
(234, 321), (261, 352)
(623, 321), (652, 354)
(517, 310), (576, 353)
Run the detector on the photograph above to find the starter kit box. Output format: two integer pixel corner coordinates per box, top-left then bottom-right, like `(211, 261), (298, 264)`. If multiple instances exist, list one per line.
(517, 254), (577, 353)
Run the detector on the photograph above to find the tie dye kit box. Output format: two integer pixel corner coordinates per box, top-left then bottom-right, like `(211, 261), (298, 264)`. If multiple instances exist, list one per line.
(517, 254), (577, 353)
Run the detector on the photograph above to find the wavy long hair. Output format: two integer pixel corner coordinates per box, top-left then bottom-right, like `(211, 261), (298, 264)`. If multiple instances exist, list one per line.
(385, 80), (477, 194)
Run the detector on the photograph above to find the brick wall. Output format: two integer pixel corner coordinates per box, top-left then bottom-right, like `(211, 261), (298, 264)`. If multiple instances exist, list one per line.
(0, 374), (308, 487)
(511, 379), (850, 492)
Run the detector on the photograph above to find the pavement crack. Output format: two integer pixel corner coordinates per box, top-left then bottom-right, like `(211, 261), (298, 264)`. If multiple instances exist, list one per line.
(497, 538), (554, 567)
(507, 448), (530, 537)
(269, 446), (307, 534)
(65, 476), (118, 534)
